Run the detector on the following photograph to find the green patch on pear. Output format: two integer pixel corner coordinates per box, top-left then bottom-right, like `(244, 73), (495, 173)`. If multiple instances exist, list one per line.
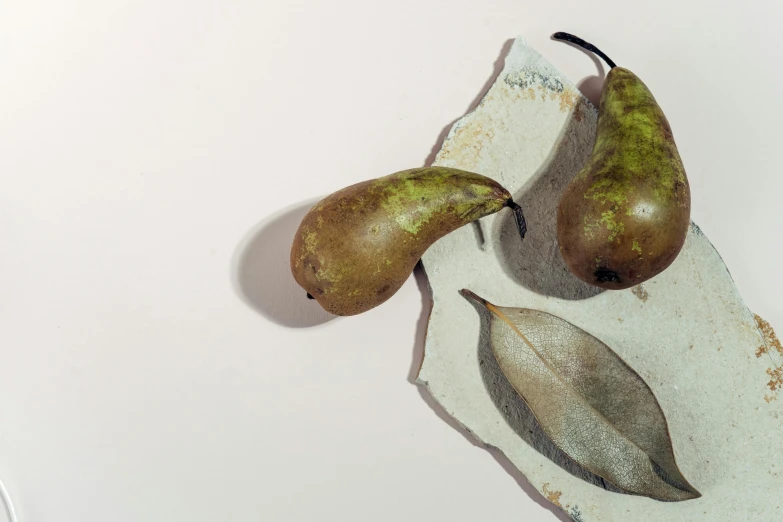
(554, 33), (691, 290)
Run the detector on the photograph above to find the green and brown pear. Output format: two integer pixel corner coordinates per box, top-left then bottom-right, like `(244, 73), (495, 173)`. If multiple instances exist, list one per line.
(290, 167), (525, 316)
(555, 33), (690, 290)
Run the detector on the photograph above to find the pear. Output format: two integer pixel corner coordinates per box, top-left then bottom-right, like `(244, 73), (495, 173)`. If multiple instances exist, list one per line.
(290, 167), (526, 316)
(554, 32), (690, 290)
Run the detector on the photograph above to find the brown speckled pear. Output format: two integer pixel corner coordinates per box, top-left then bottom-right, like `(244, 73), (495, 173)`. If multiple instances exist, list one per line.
(290, 167), (526, 316)
(553, 33), (690, 290)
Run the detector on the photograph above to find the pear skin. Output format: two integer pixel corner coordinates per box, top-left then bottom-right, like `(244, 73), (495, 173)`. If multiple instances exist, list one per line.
(554, 34), (690, 290)
(290, 167), (524, 316)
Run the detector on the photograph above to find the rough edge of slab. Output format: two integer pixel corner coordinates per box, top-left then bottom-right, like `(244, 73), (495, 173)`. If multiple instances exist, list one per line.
(412, 36), (783, 522)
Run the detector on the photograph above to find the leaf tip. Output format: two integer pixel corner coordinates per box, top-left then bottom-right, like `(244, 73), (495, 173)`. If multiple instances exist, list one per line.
(684, 485), (702, 500)
(666, 486), (702, 502)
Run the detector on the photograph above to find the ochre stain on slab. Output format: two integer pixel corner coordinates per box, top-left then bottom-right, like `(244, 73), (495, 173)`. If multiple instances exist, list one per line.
(542, 483), (563, 508)
(754, 314), (782, 402)
(631, 284), (649, 302)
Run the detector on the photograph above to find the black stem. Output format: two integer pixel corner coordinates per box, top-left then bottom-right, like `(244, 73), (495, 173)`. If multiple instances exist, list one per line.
(306, 293), (314, 300)
(506, 199), (527, 240)
(553, 32), (617, 69)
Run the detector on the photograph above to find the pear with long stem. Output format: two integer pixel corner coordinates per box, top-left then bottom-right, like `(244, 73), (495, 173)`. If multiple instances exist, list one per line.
(554, 32), (690, 290)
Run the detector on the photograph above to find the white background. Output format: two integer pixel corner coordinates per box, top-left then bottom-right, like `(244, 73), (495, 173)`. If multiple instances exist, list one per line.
(1, 1), (781, 521)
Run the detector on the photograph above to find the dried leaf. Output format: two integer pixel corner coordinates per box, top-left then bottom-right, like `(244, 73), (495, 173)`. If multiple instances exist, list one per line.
(461, 289), (700, 501)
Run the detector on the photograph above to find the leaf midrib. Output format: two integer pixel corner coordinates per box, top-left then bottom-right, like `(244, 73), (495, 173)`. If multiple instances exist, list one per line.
(486, 301), (689, 495)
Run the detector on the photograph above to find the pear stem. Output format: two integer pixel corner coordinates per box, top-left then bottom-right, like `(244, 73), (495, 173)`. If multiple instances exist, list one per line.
(506, 199), (527, 240)
(553, 32), (617, 69)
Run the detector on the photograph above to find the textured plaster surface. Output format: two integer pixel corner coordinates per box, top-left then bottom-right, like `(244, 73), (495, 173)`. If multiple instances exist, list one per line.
(417, 37), (783, 521)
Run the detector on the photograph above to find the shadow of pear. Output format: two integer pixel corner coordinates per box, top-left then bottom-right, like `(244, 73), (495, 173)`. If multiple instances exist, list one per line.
(231, 200), (337, 328)
(493, 105), (605, 301)
(488, 32), (610, 301)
